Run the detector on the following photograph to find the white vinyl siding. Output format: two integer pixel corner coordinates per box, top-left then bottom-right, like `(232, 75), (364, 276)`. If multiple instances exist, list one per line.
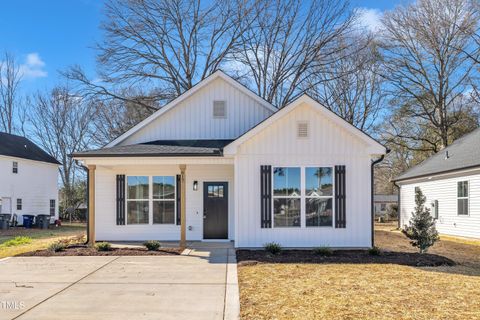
(235, 102), (372, 248)
(120, 77), (273, 145)
(399, 171), (480, 239)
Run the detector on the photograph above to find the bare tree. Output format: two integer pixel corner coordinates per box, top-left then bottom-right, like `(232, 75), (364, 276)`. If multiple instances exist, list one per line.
(0, 51), (22, 134)
(306, 34), (385, 132)
(230, 0), (356, 107)
(29, 87), (96, 215)
(64, 0), (256, 109)
(379, 0), (480, 153)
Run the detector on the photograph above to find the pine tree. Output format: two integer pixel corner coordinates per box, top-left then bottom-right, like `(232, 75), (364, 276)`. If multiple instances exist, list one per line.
(403, 188), (439, 253)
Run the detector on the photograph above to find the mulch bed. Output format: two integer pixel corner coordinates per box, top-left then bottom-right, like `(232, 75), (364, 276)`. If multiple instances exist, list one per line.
(236, 249), (455, 267)
(18, 245), (183, 256)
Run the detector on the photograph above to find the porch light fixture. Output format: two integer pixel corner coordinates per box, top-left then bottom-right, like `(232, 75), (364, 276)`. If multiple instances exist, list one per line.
(193, 180), (198, 191)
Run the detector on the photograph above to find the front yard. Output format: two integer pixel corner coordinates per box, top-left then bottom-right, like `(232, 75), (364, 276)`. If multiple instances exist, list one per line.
(0, 223), (86, 258)
(237, 223), (480, 320)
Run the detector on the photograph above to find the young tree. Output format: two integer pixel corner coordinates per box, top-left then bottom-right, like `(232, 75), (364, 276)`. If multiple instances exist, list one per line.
(403, 188), (439, 253)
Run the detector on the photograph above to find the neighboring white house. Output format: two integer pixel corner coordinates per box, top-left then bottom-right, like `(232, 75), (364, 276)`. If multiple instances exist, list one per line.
(394, 128), (480, 239)
(374, 194), (398, 217)
(0, 132), (60, 225)
(73, 71), (387, 248)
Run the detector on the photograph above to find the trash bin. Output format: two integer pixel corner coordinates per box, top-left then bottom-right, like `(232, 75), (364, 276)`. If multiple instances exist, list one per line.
(0, 214), (11, 230)
(22, 215), (35, 228)
(36, 214), (51, 229)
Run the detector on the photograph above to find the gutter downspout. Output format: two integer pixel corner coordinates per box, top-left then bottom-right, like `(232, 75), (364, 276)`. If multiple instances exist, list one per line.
(76, 160), (89, 245)
(393, 180), (401, 229)
(371, 152), (388, 248)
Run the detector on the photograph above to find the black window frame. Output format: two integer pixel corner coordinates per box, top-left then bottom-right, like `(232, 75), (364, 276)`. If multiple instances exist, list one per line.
(12, 161), (18, 174)
(50, 199), (55, 216)
(17, 198), (22, 210)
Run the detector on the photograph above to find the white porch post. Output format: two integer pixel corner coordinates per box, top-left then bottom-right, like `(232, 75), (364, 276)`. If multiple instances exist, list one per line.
(179, 164), (186, 249)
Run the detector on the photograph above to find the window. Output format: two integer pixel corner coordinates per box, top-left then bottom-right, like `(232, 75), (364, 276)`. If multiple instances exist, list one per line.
(16, 199), (22, 210)
(457, 181), (469, 215)
(305, 167), (333, 227)
(12, 161), (18, 174)
(50, 200), (55, 216)
(152, 176), (175, 224)
(127, 176), (149, 224)
(208, 185), (224, 198)
(380, 203), (387, 211)
(213, 101), (226, 118)
(273, 167), (301, 227)
(297, 122), (309, 138)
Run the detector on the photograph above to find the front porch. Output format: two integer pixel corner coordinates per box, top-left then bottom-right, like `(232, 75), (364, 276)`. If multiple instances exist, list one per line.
(83, 157), (235, 247)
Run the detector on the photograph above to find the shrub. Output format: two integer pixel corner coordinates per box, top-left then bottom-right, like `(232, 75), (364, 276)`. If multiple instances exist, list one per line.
(2, 236), (32, 247)
(143, 240), (161, 251)
(95, 242), (112, 251)
(387, 204), (398, 220)
(402, 188), (439, 253)
(263, 242), (282, 254)
(313, 246), (333, 256)
(48, 242), (66, 252)
(368, 246), (381, 256)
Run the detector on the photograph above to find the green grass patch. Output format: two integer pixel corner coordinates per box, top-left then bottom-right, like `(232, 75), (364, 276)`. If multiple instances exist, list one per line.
(1, 236), (32, 247)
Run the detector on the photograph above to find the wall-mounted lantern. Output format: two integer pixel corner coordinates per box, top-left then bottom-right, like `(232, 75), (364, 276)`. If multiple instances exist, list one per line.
(193, 180), (198, 191)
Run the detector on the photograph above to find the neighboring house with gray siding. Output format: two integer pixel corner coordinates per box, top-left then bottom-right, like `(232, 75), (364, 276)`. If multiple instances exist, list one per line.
(73, 71), (387, 248)
(374, 194), (398, 217)
(394, 128), (480, 239)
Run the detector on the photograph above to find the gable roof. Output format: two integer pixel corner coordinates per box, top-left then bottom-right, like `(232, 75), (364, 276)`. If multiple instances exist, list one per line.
(106, 70), (277, 147)
(394, 128), (480, 182)
(0, 132), (61, 165)
(73, 140), (233, 158)
(223, 94), (387, 155)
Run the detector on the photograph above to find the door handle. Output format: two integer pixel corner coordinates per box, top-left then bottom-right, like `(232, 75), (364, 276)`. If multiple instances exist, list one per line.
(203, 215), (207, 219)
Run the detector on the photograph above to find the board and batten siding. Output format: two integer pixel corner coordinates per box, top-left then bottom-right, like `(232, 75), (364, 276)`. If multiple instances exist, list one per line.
(94, 164), (234, 241)
(119, 78), (273, 145)
(399, 171), (480, 239)
(0, 155), (59, 224)
(234, 102), (373, 248)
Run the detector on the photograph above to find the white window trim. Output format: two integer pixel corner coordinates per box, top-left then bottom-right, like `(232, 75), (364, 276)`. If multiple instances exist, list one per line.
(213, 100), (227, 119)
(125, 175), (177, 226)
(271, 166), (335, 229)
(457, 180), (469, 216)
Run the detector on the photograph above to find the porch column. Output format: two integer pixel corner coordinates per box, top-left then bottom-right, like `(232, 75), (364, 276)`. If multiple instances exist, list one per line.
(88, 165), (96, 245)
(179, 164), (187, 249)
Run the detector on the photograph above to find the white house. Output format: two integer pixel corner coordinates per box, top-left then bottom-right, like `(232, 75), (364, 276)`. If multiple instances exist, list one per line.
(73, 71), (387, 248)
(373, 194), (398, 217)
(395, 128), (480, 239)
(0, 132), (60, 225)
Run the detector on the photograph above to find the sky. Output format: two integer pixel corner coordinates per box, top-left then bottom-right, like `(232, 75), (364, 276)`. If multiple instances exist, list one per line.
(0, 0), (403, 96)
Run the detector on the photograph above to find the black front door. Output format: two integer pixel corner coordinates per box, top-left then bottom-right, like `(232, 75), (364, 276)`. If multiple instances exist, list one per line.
(203, 182), (228, 239)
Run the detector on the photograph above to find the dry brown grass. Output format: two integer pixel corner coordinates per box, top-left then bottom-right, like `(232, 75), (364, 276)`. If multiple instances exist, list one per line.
(238, 225), (480, 320)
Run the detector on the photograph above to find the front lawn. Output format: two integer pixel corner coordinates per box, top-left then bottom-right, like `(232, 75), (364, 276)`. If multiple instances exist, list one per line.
(0, 223), (86, 258)
(237, 224), (480, 319)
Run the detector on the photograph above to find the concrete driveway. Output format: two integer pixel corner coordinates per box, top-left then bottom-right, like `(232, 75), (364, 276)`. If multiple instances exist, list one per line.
(0, 244), (239, 320)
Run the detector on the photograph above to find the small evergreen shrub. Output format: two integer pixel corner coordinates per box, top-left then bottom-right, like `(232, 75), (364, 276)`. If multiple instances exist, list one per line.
(95, 242), (112, 251)
(263, 242), (282, 254)
(143, 240), (161, 251)
(48, 242), (66, 252)
(402, 188), (439, 253)
(313, 246), (333, 256)
(368, 246), (381, 256)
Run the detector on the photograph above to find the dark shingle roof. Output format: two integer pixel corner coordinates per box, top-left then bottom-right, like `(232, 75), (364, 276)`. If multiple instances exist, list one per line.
(72, 140), (234, 157)
(0, 132), (61, 165)
(394, 128), (480, 181)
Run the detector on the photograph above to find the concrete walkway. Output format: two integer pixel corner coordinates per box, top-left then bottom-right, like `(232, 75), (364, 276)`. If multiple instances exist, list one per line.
(0, 243), (239, 320)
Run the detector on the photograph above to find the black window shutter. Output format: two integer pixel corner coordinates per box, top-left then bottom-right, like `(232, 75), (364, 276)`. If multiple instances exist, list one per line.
(335, 165), (346, 228)
(116, 175), (125, 225)
(176, 174), (181, 225)
(260, 165), (272, 228)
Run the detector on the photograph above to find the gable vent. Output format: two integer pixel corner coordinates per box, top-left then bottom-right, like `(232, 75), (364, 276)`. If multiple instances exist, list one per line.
(297, 121), (309, 138)
(213, 101), (226, 118)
